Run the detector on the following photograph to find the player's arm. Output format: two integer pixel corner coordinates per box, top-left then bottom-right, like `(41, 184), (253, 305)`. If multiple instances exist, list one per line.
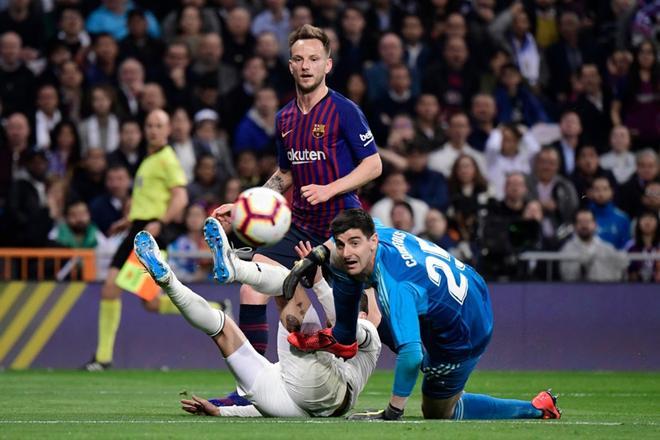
(263, 167), (293, 194)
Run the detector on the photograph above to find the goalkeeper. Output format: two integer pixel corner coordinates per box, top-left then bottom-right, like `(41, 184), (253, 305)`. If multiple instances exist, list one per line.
(133, 219), (381, 418)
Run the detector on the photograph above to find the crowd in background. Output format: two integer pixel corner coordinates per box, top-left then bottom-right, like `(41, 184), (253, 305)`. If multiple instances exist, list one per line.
(0, 0), (658, 282)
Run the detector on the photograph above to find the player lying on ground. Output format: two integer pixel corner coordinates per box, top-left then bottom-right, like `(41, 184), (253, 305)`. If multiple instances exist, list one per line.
(283, 209), (561, 421)
(133, 221), (381, 417)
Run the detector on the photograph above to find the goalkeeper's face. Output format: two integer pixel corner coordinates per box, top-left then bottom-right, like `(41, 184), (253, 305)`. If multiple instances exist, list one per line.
(334, 228), (378, 277)
(289, 38), (332, 94)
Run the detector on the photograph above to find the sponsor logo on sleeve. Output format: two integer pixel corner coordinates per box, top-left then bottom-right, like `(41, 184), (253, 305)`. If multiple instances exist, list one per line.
(359, 130), (374, 147)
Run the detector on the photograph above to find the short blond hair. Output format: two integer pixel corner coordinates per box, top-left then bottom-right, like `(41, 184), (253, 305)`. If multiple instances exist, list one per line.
(288, 24), (330, 57)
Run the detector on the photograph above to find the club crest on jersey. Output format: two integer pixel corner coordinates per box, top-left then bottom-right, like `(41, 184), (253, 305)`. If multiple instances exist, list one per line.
(312, 123), (326, 138)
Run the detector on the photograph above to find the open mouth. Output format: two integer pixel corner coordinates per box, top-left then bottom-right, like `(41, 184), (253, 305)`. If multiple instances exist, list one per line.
(345, 259), (358, 270)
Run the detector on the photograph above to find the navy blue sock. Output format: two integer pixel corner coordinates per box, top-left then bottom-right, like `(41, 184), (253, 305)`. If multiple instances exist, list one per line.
(239, 304), (268, 356)
(330, 279), (362, 345)
(453, 393), (542, 420)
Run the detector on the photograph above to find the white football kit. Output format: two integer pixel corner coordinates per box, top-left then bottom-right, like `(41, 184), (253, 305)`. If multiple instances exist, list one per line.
(222, 313), (381, 418)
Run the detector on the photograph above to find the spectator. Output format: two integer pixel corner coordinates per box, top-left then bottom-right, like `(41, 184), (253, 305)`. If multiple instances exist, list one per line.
(116, 57), (145, 118)
(490, 5), (542, 87)
(140, 83), (167, 119)
(46, 176), (67, 225)
(221, 6), (255, 70)
(89, 164), (132, 237)
(390, 200), (415, 232)
(479, 47), (511, 94)
(616, 149), (659, 219)
(251, 0), (290, 61)
(170, 107), (209, 181)
(549, 110), (583, 176)
(559, 209), (627, 281)
(493, 63), (549, 126)
(186, 153), (223, 208)
(420, 208), (458, 252)
(4, 149), (55, 247)
(446, 154), (492, 249)
(50, 199), (104, 248)
(48, 120), (81, 179)
(254, 31), (292, 98)
(191, 32), (238, 96)
(169, 5), (204, 58)
(235, 149), (261, 189)
(573, 63), (614, 152)
(338, 6), (378, 81)
(79, 85), (120, 154)
(57, 60), (85, 123)
(86, 0), (160, 41)
(154, 42), (193, 110)
(0, 32), (36, 115)
(467, 93), (497, 152)
(428, 112), (486, 178)
(220, 176), (241, 205)
(422, 36), (478, 115)
(641, 181), (660, 215)
(167, 203), (212, 282)
(69, 147), (108, 204)
(84, 33), (120, 86)
(192, 109), (235, 180)
(53, 7), (91, 61)
(0, 0), (45, 60)
(600, 125), (636, 185)
(221, 56), (268, 133)
(365, 32), (410, 103)
(611, 39), (660, 149)
(343, 73), (373, 124)
(412, 93), (445, 150)
(588, 176), (631, 250)
(34, 84), (62, 149)
(118, 8), (164, 72)
(626, 210), (660, 282)
(374, 64), (417, 131)
(545, 10), (600, 103)
(233, 87), (278, 155)
(528, 146), (579, 245)
(485, 123), (540, 200)
(37, 40), (73, 87)
(404, 142), (450, 211)
(570, 144), (617, 198)
(107, 118), (145, 177)
(370, 171), (429, 234)
(161, 1), (221, 44)
(401, 14), (432, 73)
(488, 171), (529, 222)
(0, 113), (33, 193)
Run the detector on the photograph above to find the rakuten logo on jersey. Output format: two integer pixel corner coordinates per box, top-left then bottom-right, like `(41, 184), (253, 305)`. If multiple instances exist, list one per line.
(287, 149), (327, 164)
(359, 130), (374, 146)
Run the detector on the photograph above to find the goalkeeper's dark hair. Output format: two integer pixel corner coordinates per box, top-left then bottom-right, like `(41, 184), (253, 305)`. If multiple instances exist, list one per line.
(330, 209), (375, 239)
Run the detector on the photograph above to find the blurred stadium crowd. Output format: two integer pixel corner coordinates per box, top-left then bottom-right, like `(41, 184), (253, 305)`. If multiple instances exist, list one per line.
(0, 0), (658, 282)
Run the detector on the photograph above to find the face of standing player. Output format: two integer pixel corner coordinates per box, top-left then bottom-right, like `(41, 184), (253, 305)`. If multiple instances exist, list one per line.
(334, 228), (378, 277)
(144, 110), (171, 148)
(289, 38), (332, 95)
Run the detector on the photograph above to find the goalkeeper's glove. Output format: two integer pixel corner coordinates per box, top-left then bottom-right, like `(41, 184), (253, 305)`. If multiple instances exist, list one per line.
(282, 244), (330, 300)
(347, 404), (404, 421)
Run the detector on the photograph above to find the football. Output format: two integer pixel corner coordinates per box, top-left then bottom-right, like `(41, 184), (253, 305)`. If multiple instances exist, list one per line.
(231, 187), (292, 247)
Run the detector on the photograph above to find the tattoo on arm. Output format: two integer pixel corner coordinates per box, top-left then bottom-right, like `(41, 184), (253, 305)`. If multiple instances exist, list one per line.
(263, 174), (285, 193)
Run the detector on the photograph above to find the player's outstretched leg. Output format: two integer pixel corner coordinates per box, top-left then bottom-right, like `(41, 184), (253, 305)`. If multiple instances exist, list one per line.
(445, 390), (561, 420)
(203, 217), (289, 295)
(134, 231), (225, 336)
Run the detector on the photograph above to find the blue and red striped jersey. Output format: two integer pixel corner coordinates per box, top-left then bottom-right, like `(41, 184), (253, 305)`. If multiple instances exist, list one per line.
(276, 89), (378, 237)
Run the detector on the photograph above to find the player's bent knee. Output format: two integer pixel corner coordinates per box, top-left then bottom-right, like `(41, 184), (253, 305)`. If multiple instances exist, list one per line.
(240, 283), (271, 305)
(421, 394), (460, 420)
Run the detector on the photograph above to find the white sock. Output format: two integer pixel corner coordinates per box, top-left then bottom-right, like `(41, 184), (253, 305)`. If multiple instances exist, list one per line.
(162, 273), (225, 336)
(234, 260), (290, 296)
(312, 278), (335, 325)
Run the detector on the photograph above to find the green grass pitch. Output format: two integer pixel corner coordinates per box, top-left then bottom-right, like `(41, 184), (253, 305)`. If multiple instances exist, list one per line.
(1, 370), (659, 439)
